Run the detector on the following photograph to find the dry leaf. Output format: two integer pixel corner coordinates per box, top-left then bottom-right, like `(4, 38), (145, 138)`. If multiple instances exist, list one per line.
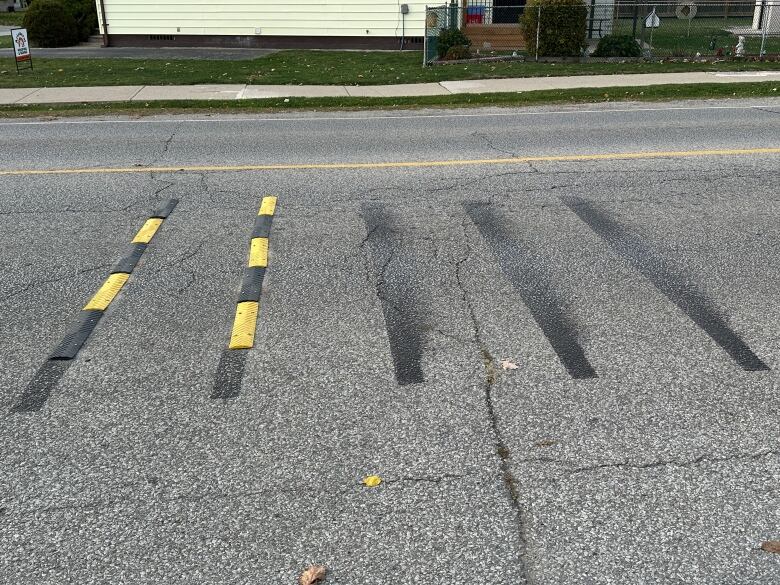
(761, 541), (780, 554)
(299, 564), (327, 585)
(362, 475), (382, 488)
(500, 359), (519, 370)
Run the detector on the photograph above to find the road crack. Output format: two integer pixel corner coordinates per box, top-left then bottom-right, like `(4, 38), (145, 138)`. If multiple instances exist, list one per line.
(473, 131), (518, 158)
(515, 449), (780, 476)
(0, 263), (111, 306)
(382, 472), (474, 486)
(456, 212), (532, 584)
(153, 240), (206, 295)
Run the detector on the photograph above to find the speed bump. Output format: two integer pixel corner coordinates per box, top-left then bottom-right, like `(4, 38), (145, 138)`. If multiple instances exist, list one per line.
(248, 237), (269, 268)
(238, 267), (266, 302)
(131, 218), (164, 244)
(49, 311), (103, 360)
(83, 273), (129, 311)
(49, 199), (178, 361)
(13, 199), (180, 412)
(259, 196), (277, 216)
(226, 196), (277, 351)
(229, 301), (260, 349)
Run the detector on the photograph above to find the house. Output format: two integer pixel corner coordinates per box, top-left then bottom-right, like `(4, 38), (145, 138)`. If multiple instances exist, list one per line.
(93, 0), (429, 49)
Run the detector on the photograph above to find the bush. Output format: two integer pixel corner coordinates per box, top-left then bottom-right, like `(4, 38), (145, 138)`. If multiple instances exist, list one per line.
(444, 44), (472, 60)
(437, 28), (471, 59)
(591, 34), (641, 57)
(23, 0), (79, 47)
(67, 0), (99, 42)
(520, 0), (588, 57)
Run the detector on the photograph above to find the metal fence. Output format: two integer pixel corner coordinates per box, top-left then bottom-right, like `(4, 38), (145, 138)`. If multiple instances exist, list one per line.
(424, 4), (453, 64)
(424, 1), (780, 63)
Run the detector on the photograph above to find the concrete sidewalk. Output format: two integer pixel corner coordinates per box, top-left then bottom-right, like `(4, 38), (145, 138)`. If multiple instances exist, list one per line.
(2, 71), (780, 105)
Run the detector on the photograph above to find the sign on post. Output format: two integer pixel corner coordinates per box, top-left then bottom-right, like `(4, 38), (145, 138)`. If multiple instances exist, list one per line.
(10, 28), (33, 73)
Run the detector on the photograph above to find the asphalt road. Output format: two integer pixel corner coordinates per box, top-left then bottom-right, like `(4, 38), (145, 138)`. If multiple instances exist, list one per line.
(1, 99), (780, 584)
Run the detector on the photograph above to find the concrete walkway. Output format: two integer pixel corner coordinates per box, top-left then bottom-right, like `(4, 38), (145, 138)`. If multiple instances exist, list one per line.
(2, 71), (780, 105)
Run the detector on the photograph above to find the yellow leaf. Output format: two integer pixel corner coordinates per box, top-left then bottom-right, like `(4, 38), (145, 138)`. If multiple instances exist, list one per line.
(362, 475), (382, 488)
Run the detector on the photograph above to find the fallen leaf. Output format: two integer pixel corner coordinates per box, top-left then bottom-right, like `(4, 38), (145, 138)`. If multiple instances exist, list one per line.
(761, 541), (780, 554)
(362, 475), (382, 488)
(299, 565), (327, 585)
(500, 359), (519, 370)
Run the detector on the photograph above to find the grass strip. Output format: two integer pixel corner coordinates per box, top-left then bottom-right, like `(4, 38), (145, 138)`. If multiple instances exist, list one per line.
(1, 49), (780, 88)
(1, 81), (778, 119)
(0, 12), (23, 27)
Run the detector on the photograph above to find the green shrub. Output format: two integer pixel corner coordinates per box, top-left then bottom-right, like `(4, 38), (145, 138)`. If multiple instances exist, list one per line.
(66, 0), (99, 42)
(520, 0), (588, 57)
(23, 0), (79, 47)
(444, 44), (472, 60)
(437, 28), (471, 59)
(591, 34), (641, 57)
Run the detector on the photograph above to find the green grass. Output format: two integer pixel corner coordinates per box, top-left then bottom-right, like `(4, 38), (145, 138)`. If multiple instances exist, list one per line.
(614, 17), (780, 56)
(0, 11), (24, 26)
(1, 81), (777, 119)
(0, 35), (11, 49)
(1, 49), (780, 88)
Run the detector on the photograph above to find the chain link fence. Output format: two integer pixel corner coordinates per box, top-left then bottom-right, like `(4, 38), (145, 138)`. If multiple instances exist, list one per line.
(424, 4), (456, 65)
(425, 1), (780, 63)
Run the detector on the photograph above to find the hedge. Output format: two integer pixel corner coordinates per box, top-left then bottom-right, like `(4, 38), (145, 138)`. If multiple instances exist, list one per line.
(520, 0), (588, 57)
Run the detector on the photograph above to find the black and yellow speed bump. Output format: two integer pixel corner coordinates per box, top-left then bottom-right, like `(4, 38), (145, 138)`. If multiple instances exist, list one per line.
(47, 198), (178, 360)
(110, 243), (148, 274)
(13, 199), (179, 412)
(49, 310), (104, 361)
(227, 196), (277, 350)
(211, 196), (277, 400)
(238, 267), (266, 303)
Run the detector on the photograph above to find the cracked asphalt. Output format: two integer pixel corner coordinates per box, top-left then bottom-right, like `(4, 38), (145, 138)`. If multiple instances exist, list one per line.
(1, 99), (780, 584)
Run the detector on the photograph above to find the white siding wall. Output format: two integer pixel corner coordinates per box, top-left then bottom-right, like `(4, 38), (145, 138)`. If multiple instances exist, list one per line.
(100, 0), (432, 38)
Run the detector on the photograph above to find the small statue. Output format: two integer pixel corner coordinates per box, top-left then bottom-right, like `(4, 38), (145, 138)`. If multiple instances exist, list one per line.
(735, 36), (745, 57)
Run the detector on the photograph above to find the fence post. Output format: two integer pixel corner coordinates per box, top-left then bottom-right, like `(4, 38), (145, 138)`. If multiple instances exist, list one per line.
(535, 5), (541, 61)
(646, 4), (654, 59)
(760, 1), (768, 57)
(449, 0), (458, 30)
(423, 5), (428, 67)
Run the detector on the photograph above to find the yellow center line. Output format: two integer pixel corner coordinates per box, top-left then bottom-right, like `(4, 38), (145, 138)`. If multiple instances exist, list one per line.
(1, 148), (779, 177)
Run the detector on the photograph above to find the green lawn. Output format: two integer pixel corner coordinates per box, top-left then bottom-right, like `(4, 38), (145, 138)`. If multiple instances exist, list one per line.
(1, 49), (780, 87)
(0, 11), (24, 26)
(614, 17), (780, 56)
(0, 35), (11, 50)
